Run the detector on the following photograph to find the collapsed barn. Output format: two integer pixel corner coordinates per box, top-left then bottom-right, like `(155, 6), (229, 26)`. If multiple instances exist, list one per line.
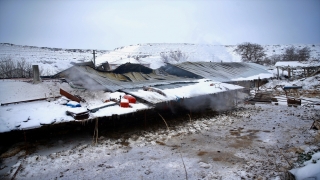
(55, 62), (259, 111)
(0, 61), (273, 143)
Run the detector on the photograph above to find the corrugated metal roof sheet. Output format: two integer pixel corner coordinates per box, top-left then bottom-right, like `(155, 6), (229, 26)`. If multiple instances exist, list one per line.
(121, 80), (244, 104)
(165, 62), (271, 82)
(69, 66), (197, 92)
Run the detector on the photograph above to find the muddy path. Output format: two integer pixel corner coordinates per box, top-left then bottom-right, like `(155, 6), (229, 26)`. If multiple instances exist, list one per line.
(1, 103), (320, 179)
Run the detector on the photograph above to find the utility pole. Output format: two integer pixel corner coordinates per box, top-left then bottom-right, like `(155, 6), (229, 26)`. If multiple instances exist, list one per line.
(92, 50), (96, 69)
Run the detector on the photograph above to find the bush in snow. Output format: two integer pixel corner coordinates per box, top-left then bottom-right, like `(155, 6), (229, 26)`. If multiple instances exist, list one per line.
(0, 56), (54, 78)
(160, 49), (188, 63)
(0, 57), (33, 78)
(282, 46), (311, 62)
(263, 54), (283, 66)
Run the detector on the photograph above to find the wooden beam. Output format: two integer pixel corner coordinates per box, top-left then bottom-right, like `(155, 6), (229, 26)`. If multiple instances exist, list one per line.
(60, 89), (81, 102)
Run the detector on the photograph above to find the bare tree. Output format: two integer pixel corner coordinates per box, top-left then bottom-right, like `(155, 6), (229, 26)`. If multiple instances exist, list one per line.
(282, 46), (311, 61)
(234, 42), (266, 64)
(282, 46), (297, 61)
(297, 47), (311, 61)
(0, 57), (15, 78)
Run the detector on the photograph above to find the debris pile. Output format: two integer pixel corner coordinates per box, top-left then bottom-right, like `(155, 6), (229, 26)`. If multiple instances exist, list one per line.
(247, 92), (274, 103)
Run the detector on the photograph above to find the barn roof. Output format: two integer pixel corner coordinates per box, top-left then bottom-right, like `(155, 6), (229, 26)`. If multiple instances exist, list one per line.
(57, 64), (197, 92)
(160, 62), (273, 82)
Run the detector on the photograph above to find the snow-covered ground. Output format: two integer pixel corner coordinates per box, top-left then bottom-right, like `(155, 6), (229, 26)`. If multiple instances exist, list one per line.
(0, 43), (108, 76)
(1, 102), (319, 179)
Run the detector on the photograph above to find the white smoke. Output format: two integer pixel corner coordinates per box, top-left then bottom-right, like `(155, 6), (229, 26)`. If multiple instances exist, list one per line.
(190, 32), (235, 62)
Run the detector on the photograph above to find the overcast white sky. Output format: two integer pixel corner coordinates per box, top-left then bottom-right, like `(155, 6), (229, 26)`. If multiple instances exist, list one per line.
(0, 0), (319, 50)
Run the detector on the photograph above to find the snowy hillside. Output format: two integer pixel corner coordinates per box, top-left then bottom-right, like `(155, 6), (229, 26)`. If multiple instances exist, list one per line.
(1, 43), (320, 75)
(0, 43), (108, 76)
(96, 43), (320, 69)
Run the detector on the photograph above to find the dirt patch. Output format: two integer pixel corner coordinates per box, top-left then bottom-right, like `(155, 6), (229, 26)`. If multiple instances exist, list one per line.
(120, 141), (130, 146)
(229, 129), (241, 136)
(286, 147), (304, 154)
(197, 150), (246, 165)
(229, 128), (259, 148)
(0, 142), (29, 159)
(197, 151), (208, 156)
(314, 131), (320, 143)
(156, 141), (166, 146)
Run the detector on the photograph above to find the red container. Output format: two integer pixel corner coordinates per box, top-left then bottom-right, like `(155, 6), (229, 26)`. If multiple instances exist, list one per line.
(123, 95), (136, 104)
(120, 99), (129, 108)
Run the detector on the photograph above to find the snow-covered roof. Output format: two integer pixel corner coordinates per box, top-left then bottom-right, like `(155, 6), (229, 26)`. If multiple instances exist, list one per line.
(161, 62), (273, 82)
(275, 61), (320, 68)
(123, 79), (243, 104)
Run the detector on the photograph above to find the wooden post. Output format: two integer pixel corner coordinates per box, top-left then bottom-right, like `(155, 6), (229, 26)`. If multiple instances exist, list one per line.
(92, 50), (96, 69)
(288, 67), (291, 78)
(32, 65), (41, 84)
(144, 110), (146, 128)
(277, 67), (279, 79)
(292, 69), (294, 78)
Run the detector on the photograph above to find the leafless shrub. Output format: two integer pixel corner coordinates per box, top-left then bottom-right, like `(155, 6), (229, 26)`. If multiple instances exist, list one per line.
(0, 57), (33, 78)
(297, 47), (311, 61)
(160, 49), (188, 63)
(263, 54), (283, 65)
(0, 57), (55, 78)
(282, 46), (311, 61)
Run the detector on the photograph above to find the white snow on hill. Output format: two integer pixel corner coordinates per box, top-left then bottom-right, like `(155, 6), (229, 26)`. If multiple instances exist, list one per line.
(1, 43), (320, 74)
(96, 43), (320, 69)
(0, 43), (108, 76)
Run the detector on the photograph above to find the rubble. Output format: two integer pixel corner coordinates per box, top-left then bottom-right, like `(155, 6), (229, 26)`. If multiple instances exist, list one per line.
(247, 92), (273, 103)
(65, 108), (89, 120)
(310, 120), (320, 130)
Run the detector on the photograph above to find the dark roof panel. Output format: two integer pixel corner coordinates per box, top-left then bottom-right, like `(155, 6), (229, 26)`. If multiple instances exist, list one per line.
(59, 65), (197, 92)
(162, 62), (271, 82)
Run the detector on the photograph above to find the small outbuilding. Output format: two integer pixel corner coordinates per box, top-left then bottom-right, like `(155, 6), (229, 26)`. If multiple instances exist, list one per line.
(275, 61), (320, 79)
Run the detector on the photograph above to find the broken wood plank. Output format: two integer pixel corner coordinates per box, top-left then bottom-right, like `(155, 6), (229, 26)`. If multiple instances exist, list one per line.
(287, 98), (301, 105)
(88, 102), (117, 113)
(66, 111), (89, 120)
(60, 89), (81, 103)
(0, 96), (61, 106)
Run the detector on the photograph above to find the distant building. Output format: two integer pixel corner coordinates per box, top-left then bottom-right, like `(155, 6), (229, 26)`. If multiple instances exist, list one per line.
(275, 61), (320, 79)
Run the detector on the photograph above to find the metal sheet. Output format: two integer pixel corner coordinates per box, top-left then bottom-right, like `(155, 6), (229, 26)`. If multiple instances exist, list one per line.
(165, 62), (272, 82)
(68, 66), (197, 92)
